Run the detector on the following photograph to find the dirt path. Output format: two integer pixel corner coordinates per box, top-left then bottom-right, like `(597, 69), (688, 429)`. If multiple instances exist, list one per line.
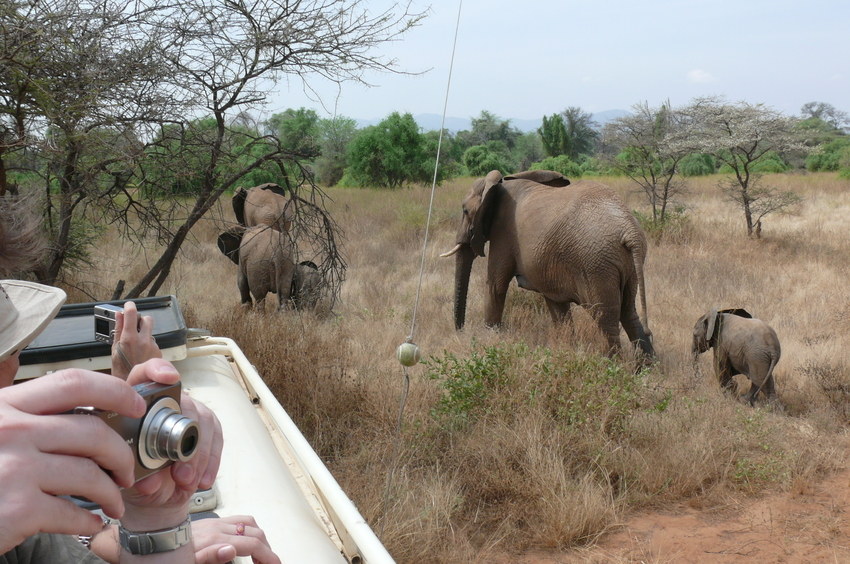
(492, 468), (850, 563)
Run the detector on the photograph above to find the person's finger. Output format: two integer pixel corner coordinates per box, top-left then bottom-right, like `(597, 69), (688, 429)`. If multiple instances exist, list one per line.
(37, 453), (126, 517)
(4, 370), (145, 418)
(114, 309), (126, 341)
(138, 314), (155, 340)
(200, 412), (222, 489)
(125, 358), (180, 387)
(174, 396), (221, 490)
(194, 544), (237, 564)
(122, 301), (142, 334)
(25, 494), (110, 538)
(35, 412), (138, 488)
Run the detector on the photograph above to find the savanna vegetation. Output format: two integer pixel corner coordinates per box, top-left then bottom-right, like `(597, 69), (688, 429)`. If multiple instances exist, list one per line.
(4, 2), (850, 562)
(64, 171), (850, 562)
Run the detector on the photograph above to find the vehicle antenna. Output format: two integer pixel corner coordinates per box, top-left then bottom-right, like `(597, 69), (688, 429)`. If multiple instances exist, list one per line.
(383, 0), (464, 535)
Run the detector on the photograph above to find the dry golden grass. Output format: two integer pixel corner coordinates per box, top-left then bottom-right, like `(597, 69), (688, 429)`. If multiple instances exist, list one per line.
(78, 172), (850, 563)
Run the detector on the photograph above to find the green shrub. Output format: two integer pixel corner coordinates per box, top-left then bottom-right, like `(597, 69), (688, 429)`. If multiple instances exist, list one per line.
(426, 343), (652, 437)
(529, 155), (583, 178)
(806, 137), (850, 172)
(679, 153), (716, 176)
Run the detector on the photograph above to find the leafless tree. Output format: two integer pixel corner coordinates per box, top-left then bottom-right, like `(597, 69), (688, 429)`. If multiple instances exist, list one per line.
(681, 97), (807, 238)
(602, 101), (690, 223)
(1, 0), (424, 300)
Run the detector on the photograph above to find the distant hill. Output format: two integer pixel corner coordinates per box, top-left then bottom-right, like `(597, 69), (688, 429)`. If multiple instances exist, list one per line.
(356, 110), (630, 133)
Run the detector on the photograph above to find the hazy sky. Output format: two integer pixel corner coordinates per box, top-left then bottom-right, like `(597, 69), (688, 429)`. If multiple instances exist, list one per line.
(266, 0), (849, 121)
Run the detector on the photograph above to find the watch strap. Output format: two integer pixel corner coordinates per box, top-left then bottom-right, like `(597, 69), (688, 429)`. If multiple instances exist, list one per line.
(118, 517), (192, 555)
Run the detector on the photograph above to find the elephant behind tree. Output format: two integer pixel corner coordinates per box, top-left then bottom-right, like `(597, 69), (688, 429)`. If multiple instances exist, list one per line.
(217, 225), (295, 310)
(232, 183), (294, 232)
(692, 308), (781, 405)
(441, 169), (653, 357)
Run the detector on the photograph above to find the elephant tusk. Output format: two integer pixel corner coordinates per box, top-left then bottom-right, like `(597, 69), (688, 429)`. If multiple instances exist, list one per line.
(439, 244), (462, 258)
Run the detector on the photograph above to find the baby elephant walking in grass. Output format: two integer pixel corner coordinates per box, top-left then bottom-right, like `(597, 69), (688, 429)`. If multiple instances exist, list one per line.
(692, 308), (781, 406)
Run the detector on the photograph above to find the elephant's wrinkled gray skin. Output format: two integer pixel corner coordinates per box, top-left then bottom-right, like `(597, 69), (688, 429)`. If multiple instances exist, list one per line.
(232, 183), (294, 232)
(217, 225), (295, 310)
(442, 169), (653, 357)
(692, 308), (781, 405)
(291, 260), (323, 310)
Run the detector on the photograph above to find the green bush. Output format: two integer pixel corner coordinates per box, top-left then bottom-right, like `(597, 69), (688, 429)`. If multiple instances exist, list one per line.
(461, 144), (512, 176)
(529, 155), (583, 178)
(806, 137), (850, 172)
(679, 153), (716, 176)
(426, 343), (652, 437)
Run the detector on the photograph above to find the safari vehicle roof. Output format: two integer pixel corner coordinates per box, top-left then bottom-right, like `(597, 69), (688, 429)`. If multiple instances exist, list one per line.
(19, 296), (392, 564)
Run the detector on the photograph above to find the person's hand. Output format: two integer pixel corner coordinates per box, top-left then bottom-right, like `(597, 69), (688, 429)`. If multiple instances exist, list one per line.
(192, 515), (281, 564)
(0, 369), (146, 552)
(119, 359), (223, 530)
(90, 515), (281, 564)
(111, 301), (162, 380)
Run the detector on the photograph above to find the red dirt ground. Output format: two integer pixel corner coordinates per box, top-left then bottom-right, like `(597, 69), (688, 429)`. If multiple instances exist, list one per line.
(491, 467), (850, 563)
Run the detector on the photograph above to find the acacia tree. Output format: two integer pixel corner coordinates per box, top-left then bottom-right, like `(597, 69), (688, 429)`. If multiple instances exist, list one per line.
(603, 101), (690, 222)
(1, 0), (424, 298)
(682, 97), (807, 238)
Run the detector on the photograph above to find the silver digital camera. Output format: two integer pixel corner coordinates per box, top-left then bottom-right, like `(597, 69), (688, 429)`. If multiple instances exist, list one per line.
(94, 303), (124, 344)
(72, 381), (199, 483)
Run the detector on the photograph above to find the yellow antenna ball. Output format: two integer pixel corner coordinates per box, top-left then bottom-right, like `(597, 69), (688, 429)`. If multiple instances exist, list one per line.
(396, 342), (421, 367)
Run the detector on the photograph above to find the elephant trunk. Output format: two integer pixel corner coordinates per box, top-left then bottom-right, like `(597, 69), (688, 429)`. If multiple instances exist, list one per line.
(453, 245), (475, 330)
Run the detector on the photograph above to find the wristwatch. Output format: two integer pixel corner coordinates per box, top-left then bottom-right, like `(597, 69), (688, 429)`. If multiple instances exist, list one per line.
(118, 517), (193, 556)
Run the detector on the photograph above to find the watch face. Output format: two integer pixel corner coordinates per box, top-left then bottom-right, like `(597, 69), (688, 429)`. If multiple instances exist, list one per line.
(119, 518), (192, 555)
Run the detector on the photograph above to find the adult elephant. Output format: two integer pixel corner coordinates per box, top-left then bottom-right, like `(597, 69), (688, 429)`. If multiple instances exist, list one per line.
(692, 308), (781, 405)
(441, 169), (653, 357)
(217, 225), (295, 310)
(232, 183), (293, 232)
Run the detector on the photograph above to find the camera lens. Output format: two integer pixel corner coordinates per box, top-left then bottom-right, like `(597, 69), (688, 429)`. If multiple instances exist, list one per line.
(139, 397), (200, 469)
(151, 410), (200, 462)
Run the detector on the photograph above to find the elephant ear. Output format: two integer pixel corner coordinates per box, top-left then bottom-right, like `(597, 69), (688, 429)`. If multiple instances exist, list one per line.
(504, 170), (570, 187)
(719, 307), (752, 319)
(232, 187), (247, 226)
(471, 170), (504, 257)
(257, 182), (289, 197)
(705, 308), (720, 343)
(217, 227), (245, 265)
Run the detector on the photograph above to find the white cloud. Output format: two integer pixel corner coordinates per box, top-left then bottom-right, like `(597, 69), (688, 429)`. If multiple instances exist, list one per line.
(687, 69), (716, 83)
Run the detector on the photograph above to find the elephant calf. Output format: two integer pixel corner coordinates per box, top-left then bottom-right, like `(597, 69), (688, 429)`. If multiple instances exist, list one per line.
(692, 308), (781, 405)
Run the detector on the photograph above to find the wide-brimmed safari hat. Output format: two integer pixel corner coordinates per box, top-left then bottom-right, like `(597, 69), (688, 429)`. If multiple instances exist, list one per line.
(0, 280), (66, 362)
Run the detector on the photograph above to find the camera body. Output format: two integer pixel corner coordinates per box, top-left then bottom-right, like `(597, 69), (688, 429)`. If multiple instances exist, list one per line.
(73, 381), (199, 483)
(94, 303), (123, 344)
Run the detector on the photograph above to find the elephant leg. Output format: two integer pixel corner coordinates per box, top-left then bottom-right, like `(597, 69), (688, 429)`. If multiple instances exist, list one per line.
(545, 298), (572, 324)
(484, 278), (510, 328)
(620, 292), (654, 357)
(596, 305), (622, 357)
(238, 273), (252, 306)
(747, 373), (776, 405)
(715, 360), (736, 395)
